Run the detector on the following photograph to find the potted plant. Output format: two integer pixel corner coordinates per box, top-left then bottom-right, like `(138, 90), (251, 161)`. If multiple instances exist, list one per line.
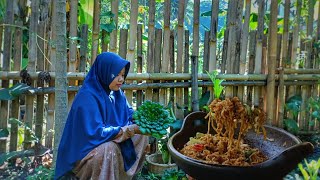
(133, 101), (181, 175)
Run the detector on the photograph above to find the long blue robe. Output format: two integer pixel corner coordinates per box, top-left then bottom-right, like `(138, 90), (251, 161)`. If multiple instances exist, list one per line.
(55, 52), (136, 179)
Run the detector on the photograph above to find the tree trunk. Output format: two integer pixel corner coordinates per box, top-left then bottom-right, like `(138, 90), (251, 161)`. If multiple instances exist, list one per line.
(53, 0), (68, 166)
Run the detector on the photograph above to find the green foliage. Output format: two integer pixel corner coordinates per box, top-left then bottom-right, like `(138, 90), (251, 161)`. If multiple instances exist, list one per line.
(0, 83), (30, 100)
(285, 95), (302, 119)
(26, 166), (54, 180)
(298, 158), (320, 180)
(283, 119), (299, 134)
(161, 169), (187, 180)
(206, 70), (224, 99)
(133, 101), (175, 139)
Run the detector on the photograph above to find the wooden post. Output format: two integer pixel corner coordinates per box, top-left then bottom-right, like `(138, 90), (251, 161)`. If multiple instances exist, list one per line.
(146, 0), (155, 101)
(184, 30), (190, 116)
(109, 0), (119, 53)
(191, 56), (199, 111)
(153, 28), (162, 102)
(137, 24), (143, 106)
(176, 0), (185, 120)
(91, 0), (101, 64)
(247, 30), (257, 107)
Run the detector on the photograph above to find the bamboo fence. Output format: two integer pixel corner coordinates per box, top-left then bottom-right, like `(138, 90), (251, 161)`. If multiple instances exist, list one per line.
(0, 0), (319, 154)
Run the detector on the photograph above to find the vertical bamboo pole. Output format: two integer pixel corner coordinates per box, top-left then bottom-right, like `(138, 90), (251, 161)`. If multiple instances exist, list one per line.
(160, 0), (171, 105)
(35, 4), (47, 141)
(191, 56), (199, 111)
(0, 0), (14, 152)
(247, 30), (257, 107)
(54, 0), (68, 164)
(46, 0), (56, 149)
(101, 30), (109, 52)
(25, 0), (39, 150)
(192, 0), (200, 57)
(68, 0), (78, 109)
(238, 0), (251, 102)
(119, 29), (128, 59)
(289, 0), (302, 97)
(225, 0), (238, 98)
(169, 30), (175, 107)
(278, 68), (285, 128)
(126, 0), (138, 105)
(78, 24), (88, 85)
(282, 0), (290, 67)
(176, 0), (185, 119)
(137, 24), (143, 106)
(109, 0), (119, 53)
(91, 0), (101, 64)
(300, 0), (314, 130)
(275, 34), (282, 124)
(203, 31), (209, 95)
(207, 0), (219, 103)
(153, 28), (162, 102)
(10, 20), (23, 151)
(254, 0), (265, 107)
(146, 0), (155, 101)
(267, 0), (278, 125)
(184, 30), (190, 116)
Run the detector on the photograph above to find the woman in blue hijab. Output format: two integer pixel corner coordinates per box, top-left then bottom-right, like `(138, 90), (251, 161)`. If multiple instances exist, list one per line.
(55, 52), (148, 180)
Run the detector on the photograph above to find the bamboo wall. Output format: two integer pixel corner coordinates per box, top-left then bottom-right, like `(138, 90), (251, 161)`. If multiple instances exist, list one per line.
(0, 0), (319, 153)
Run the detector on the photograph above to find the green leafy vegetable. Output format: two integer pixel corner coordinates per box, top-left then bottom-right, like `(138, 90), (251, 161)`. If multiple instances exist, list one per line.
(133, 101), (174, 139)
(206, 70), (225, 99)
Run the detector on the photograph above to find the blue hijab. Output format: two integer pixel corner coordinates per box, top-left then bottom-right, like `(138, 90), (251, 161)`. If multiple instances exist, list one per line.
(55, 52), (136, 179)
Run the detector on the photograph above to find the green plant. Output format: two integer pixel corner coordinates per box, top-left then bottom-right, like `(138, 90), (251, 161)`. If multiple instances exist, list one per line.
(161, 169), (187, 180)
(133, 101), (175, 139)
(206, 70), (225, 100)
(298, 158), (320, 180)
(26, 166), (54, 180)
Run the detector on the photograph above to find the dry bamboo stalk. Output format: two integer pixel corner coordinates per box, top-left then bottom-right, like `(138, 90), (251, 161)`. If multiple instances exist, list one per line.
(53, 0), (68, 164)
(68, 0), (78, 109)
(234, 0), (243, 75)
(160, 0), (171, 105)
(176, 0), (185, 120)
(162, 0), (171, 73)
(35, 18), (46, 142)
(137, 24), (143, 106)
(247, 31), (257, 106)
(46, 0), (56, 149)
(79, 24), (88, 80)
(278, 68), (285, 128)
(0, 0), (14, 152)
(288, 0), (302, 102)
(281, 0), (290, 67)
(253, 0), (265, 107)
(91, 0), (101, 64)
(225, 0), (238, 98)
(153, 28), (162, 102)
(267, 0), (278, 125)
(209, 0), (219, 71)
(169, 30), (175, 107)
(192, 0), (200, 57)
(238, 0), (251, 102)
(10, 20), (23, 152)
(126, 0), (138, 105)
(191, 56), (199, 111)
(184, 30), (190, 116)
(109, 0), (119, 53)
(16, 80), (319, 95)
(118, 29), (128, 59)
(203, 31), (209, 95)
(300, 0), (315, 130)
(146, 0), (155, 101)
(24, 0), (39, 150)
(274, 34), (282, 124)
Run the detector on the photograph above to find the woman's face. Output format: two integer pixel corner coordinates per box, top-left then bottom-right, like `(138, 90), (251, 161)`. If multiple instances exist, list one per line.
(109, 67), (125, 91)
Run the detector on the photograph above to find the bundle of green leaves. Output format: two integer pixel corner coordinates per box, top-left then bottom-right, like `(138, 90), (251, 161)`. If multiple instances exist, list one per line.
(133, 101), (174, 139)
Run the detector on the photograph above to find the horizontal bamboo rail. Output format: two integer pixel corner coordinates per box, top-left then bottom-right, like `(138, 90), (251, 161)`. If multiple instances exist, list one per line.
(21, 80), (316, 95)
(1, 71), (319, 81)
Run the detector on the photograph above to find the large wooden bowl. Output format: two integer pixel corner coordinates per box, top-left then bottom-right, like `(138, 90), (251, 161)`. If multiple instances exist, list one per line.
(168, 111), (314, 180)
